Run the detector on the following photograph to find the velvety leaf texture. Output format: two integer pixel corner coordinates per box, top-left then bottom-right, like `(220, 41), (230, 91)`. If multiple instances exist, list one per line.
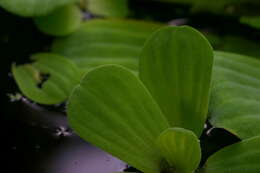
(210, 51), (260, 139)
(140, 26), (213, 136)
(157, 128), (201, 173)
(12, 53), (81, 104)
(68, 65), (170, 173)
(0, 0), (78, 17)
(203, 136), (260, 173)
(34, 5), (82, 36)
(52, 19), (163, 73)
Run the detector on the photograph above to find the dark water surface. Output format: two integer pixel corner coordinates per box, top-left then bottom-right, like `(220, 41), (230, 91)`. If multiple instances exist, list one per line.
(4, 99), (127, 173)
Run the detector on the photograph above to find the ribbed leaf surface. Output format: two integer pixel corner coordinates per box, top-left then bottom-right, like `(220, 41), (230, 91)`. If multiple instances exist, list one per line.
(140, 26), (213, 136)
(12, 53), (81, 104)
(203, 136), (260, 173)
(157, 128), (201, 173)
(52, 19), (163, 73)
(0, 0), (78, 17)
(210, 51), (260, 139)
(68, 65), (170, 173)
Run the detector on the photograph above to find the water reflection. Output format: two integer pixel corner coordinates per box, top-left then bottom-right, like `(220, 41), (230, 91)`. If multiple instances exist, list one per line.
(8, 100), (127, 173)
(45, 137), (126, 173)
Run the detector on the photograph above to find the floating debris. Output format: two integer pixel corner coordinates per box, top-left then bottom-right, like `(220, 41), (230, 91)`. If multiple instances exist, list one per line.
(55, 126), (72, 137)
(7, 92), (23, 102)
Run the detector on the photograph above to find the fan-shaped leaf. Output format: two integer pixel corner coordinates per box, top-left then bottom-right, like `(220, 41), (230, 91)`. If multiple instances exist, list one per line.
(157, 128), (201, 173)
(139, 26), (213, 136)
(12, 53), (81, 104)
(203, 136), (260, 173)
(210, 51), (260, 139)
(0, 0), (78, 17)
(52, 19), (163, 73)
(68, 65), (170, 173)
(34, 5), (82, 36)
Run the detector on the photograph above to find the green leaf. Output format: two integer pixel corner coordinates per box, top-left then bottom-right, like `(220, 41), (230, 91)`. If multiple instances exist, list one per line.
(34, 5), (82, 36)
(157, 128), (201, 173)
(203, 136), (260, 173)
(206, 34), (260, 59)
(210, 51), (260, 139)
(52, 19), (163, 73)
(86, 0), (129, 17)
(152, 0), (260, 14)
(139, 26), (213, 136)
(0, 0), (78, 17)
(12, 53), (81, 104)
(68, 65), (170, 173)
(240, 16), (260, 29)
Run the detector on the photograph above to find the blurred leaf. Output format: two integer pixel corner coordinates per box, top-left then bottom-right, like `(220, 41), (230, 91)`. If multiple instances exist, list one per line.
(240, 16), (260, 29)
(34, 5), (82, 36)
(86, 0), (129, 17)
(210, 51), (260, 139)
(152, 0), (260, 14)
(68, 65), (169, 173)
(157, 128), (201, 173)
(52, 19), (163, 73)
(0, 0), (78, 17)
(203, 136), (260, 173)
(206, 34), (260, 59)
(140, 26), (213, 136)
(12, 53), (81, 104)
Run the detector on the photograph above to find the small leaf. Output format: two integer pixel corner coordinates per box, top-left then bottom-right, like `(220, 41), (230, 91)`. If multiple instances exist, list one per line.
(68, 65), (170, 173)
(86, 0), (129, 17)
(12, 53), (81, 104)
(52, 19), (163, 73)
(210, 51), (260, 139)
(203, 136), (260, 173)
(34, 5), (82, 36)
(140, 26), (213, 136)
(0, 0), (78, 17)
(157, 128), (201, 173)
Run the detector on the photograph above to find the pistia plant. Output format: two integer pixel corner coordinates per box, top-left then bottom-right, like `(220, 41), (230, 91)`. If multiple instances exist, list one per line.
(67, 26), (260, 173)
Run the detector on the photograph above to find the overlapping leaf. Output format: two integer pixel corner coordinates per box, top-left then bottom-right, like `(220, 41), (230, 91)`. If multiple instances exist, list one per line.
(0, 0), (78, 17)
(210, 51), (260, 139)
(68, 26), (213, 173)
(203, 136), (260, 173)
(140, 26), (213, 136)
(34, 5), (82, 36)
(68, 65), (170, 173)
(52, 19), (163, 73)
(12, 53), (81, 104)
